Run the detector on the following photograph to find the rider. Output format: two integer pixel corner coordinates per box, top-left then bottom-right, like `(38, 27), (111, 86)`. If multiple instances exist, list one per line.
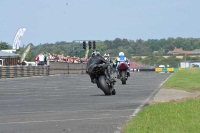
(114, 52), (130, 78)
(86, 50), (116, 84)
(103, 53), (112, 63)
(104, 53), (110, 57)
(103, 53), (116, 80)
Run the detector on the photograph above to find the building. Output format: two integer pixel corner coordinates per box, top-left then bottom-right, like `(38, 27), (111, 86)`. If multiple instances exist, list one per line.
(1, 49), (16, 54)
(153, 51), (158, 54)
(0, 51), (20, 66)
(168, 47), (192, 54)
(180, 60), (200, 68)
(192, 49), (200, 54)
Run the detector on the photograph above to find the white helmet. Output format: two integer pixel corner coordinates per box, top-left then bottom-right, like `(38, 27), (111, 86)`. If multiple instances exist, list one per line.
(119, 52), (124, 56)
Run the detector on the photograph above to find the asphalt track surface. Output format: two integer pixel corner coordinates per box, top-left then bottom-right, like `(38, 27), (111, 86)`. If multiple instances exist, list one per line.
(0, 72), (171, 133)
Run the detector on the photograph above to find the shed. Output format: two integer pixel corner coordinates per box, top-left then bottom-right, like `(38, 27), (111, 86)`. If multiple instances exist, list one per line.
(0, 51), (20, 66)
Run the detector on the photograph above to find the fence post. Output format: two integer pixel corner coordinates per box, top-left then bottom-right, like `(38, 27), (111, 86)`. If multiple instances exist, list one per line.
(6, 66), (10, 78)
(0, 67), (1, 79)
(82, 63), (84, 74)
(68, 63), (69, 74)
(47, 65), (50, 76)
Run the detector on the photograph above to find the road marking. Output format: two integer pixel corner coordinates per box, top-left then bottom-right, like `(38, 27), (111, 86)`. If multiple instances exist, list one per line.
(16, 108), (136, 114)
(130, 77), (169, 118)
(0, 116), (129, 125)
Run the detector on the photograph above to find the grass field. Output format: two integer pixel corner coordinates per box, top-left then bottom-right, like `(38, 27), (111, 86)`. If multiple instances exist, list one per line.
(122, 68), (200, 133)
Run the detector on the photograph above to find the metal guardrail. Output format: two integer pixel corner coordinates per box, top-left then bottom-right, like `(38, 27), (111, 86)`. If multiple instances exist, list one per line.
(48, 62), (87, 75)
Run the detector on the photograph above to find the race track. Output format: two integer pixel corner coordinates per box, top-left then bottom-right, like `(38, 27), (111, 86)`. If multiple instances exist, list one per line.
(0, 72), (171, 133)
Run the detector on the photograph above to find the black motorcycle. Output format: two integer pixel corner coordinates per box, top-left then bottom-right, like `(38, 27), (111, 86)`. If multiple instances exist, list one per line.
(87, 64), (116, 95)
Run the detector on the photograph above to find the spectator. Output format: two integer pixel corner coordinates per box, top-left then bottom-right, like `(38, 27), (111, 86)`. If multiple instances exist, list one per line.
(5, 62), (9, 66)
(35, 55), (39, 65)
(21, 60), (26, 66)
(38, 53), (45, 65)
(44, 53), (48, 65)
(17, 60), (21, 66)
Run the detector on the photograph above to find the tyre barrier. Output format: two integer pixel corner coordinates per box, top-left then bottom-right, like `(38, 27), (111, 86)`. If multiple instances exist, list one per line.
(155, 67), (181, 73)
(0, 66), (49, 79)
(133, 68), (185, 73)
(0, 62), (187, 79)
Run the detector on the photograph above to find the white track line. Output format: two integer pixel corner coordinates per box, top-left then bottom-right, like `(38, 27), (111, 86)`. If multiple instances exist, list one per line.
(16, 108), (137, 114)
(0, 116), (129, 125)
(130, 74), (172, 118)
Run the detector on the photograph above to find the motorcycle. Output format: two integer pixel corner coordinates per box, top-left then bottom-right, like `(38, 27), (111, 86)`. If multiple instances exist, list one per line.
(116, 62), (130, 84)
(87, 63), (116, 95)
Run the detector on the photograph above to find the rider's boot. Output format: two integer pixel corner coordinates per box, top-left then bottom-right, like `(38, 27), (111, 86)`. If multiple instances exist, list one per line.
(115, 68), (120, 79)
(112, 89), (116, 95)
(91, 79), (96, 84)
(105, 79), (110, 84)
(117, 71), (120, 79)
(127, 69), (130, 77)
(90, 74), (96, 84)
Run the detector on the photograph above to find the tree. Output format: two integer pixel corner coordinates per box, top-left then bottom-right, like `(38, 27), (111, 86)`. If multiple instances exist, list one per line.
(0, 42), (12, 50)
(25, 51), (35, 61)
(16, 47), (25, 55)
(113, 38), (123, 47)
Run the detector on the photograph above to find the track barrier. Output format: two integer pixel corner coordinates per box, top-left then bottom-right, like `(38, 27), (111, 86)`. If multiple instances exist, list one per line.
(0, 66), (49, 78)
(0, 62), (189, 79)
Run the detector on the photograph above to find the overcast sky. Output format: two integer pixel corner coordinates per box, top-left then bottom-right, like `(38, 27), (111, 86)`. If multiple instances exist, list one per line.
(0, 0), (199, 47)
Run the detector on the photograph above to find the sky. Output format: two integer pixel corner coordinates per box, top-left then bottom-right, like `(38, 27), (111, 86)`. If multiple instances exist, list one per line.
(0, 0), (200, 47)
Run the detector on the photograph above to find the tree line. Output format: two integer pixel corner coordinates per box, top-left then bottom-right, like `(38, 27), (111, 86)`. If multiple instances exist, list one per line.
(1, 37), (200, 67)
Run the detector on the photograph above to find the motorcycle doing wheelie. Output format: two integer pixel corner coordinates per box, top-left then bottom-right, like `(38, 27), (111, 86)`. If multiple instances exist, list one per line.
(116, 62), (130, 84)
(86, 63), (116, 95)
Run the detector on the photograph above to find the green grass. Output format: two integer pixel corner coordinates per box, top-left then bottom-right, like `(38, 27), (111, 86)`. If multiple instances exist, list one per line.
(122, 97), (200, 133)
(163, 68), (200, 91)
(122, 68), (200, 133)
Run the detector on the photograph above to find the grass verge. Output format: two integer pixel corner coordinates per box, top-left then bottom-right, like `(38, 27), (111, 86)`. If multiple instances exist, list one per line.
(163, 68), (200, 92)
(122, 68), (200, 133)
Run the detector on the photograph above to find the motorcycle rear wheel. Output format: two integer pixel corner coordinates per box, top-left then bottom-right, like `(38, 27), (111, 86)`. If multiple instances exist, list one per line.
(98, 76), (112, 95)
(121, 71), (126, 84)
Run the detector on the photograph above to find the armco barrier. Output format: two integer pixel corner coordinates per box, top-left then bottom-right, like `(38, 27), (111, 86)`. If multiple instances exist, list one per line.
(48, 62), (87, 75)
(0, 66), (49, 79)
(137, 68), (155, 71)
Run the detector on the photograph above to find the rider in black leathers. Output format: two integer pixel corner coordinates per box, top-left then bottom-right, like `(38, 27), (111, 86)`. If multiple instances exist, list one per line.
(103, 53), (115, 78)
(86, 50), (116, 84)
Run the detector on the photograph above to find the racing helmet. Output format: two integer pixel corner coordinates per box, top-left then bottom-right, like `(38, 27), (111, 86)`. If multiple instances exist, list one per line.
(104, 56), (109, 60)
(95, 50), (100, 56)
(119, 52), (124, 56)
(92, 50), (100, 56)
(105, 53), (110, 57)
(104, 53), (110, 61)
(91, 51), (95, 56)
